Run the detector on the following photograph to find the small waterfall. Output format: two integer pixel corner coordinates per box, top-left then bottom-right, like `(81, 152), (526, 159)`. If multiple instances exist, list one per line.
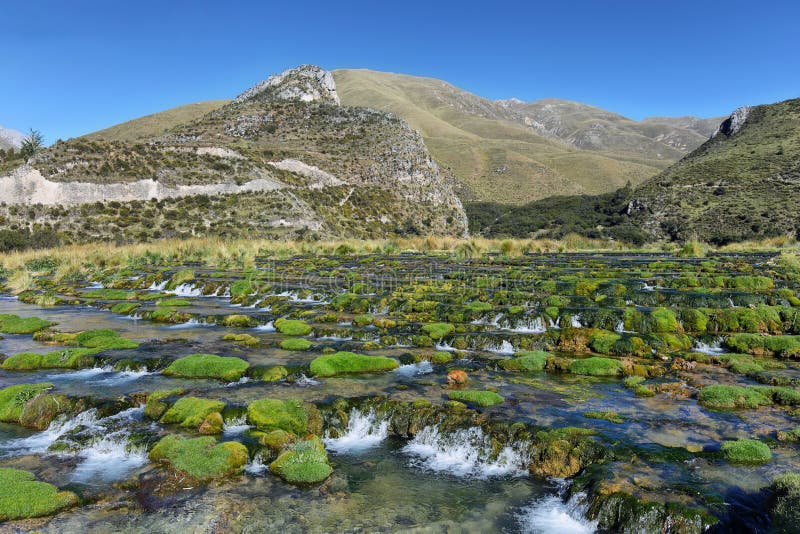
(570, 316), (583, 328)
(91, 367), (154, 385)
(253, 321), (275, 332)
(296, 374), (321, 387)
(224, 376), (252, 388)
(693, 338), (725, 355)
(70, 432), (148, 484)
(169, 283), (202, 297)
(85, 281), (105, 289)
(394, 361), (434, 377)
(488, 340), (515, 356)
(0, 410), (100, 458)
(505, 316), (546, 334)
(315, 334), (353, 341)
(435, 340), (457, 352)
(402, 426), (529, 479)
(223, 415), (251, 436)
(516, 491), (597, 534)
(47, 366), (114, 380)
(147, 280), (168, 291)
(245, 453), (269, 475)
(324, 409), (389, 453)
(728, 297), (737, 308)
(614, 320), (625, 333)
(168, 318), (211, 329)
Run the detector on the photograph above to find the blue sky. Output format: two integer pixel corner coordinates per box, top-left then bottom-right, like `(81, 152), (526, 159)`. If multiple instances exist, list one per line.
(3, 0), (798, 142)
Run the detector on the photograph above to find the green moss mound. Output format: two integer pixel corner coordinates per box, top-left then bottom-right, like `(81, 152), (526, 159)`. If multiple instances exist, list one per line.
(110, 302), (140, 315)
(157, 298), (192, 307)
(280, 338), (312, 351)
(720, 438), (772, 465)
(697, 385), (773, 410)
(75, 329), (139, 350)
(274, 318), (313, 336)
(247, 398), (308, 435)
(269, 436), (332, 485)
(309, 351), (398, 377)
(0, 383), (53, 423)
(149, 435), (248, 481)
(0, 468), (78, 521)
(144, 388), (184, 420)
(222, 333), (260, 346)
(447, 389), (504, 407)
(498, 351), (548, 372)
(163, 354), (249, 381)
(421, 322), (455, 340)
(569, 357), (623, 376)
(0, 314), (54, 334)
(2, 348), (99, 370)
(770, 473), (800, 533)
(160, 397), (226, 429)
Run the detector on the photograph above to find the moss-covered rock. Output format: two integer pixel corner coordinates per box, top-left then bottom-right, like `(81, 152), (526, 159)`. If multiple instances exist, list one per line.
(0, 383), (54, 423)
(144, 388), (184, 420)
(309, 351), (398, 377)
(222, 333), (260, 346)
(0, 314), (54, 334)
(160, 397), (226, 429)
(269, 436), (332, 485)
(569, 357), (623, 376)
(421, 322), (455, 340)
(0, 468), (78, 521)
(498, 351), (548, 372)
(697, 385), (772, 410)
(280, 338), (312, 351)
(251, 366), (289, 382)
(274, 318), (313, 336)
(221, 314), (258, 328)
(720, 438), (772, 465)
(149, 435), (247, 481)
(446, 389), (504, 407)
(247, 398), (311, 435)
(163, 354), (249, 381)
(2, 348), (99, 370)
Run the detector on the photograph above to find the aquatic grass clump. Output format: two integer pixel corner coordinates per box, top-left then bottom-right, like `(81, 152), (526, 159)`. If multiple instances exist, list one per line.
(583, 411), (625, 424)
(569, 357), (623, 376)
(222, 333), (260, 346)
(247, 398), (309, 435)
(269, 436), (332, 485)
(0, 383), (53, 422)
(0, 314), (54, 334)
(421, 322), (455, 340)
(156, 298), (192, 307)
(309, 351), (398, 377)
(720, 438), (772, 465)
(160, 397), (226, 429)
(280, 338), (312, 351)
(110, 302), (140, 315)
(447, 389), (504, 407)
(149, 435), (248, 481)
(497, 351), (548, 372)
(163, 354), (250, 381)
(75, 328), (139, 350)
(769, 472), (800, 531)
(2, 348), (99, 370)
(0, 468), (78, 521)
(697, 385), (773, 410)
(274, 318), (313, 336)
(84, 288), (137, 300)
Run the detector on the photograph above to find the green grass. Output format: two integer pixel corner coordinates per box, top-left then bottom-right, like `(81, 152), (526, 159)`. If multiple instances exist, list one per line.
(149, 435), (248, 481)
(163, 354), (249, 381)
(0, 468), (78, 521)
(720, 438), (772, 465)
(0, 383), (53, 423)
(309, 351), (398, 377)
(770, 473), (800, 532)
(160, 397), (226, 429)
(280, 338), (312, 351)
(497, 351), (548, 372)
(569, 357), (623, 376)
(0, 314), (54, 334)
(274, 318), (313, 336)
(447, 389), (504, 407)
(247, 398), (308, 435)
(269, 436), (332, 485)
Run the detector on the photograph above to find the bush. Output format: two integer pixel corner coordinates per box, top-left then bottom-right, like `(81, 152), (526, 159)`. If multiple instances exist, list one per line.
(447, 389), (504, 407)
(720, 438), (772, 465)
(0, 468), (78, 521)
(309, 351), (398, 377)
(163, 354), (249, 381)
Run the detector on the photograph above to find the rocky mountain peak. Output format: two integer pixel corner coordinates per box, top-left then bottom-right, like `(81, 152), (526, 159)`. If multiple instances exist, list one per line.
(233, 64), (340, 105)
(496, 97), (525, 108)
(713, 105), (751, 138)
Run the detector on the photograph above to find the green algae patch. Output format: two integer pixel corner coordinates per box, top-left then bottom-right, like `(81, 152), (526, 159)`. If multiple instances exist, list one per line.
(149, 435), (247, 481)
(447, 389), (504, 407)
(2, 348), (99, 371)
(163, 354), (249, 381)
(721, 438), (772, 465)
(0, 314), (54, 334)
(309, 351), (398, 377)
(280, 338), (312, 351)
(275, 318), (313, 336)
(583, 411), (625, 424)
(247, 398), (309, 435)
(569, 357), (623, 376)
(421, 322), (455, 340)
(498, 351), (548, 372)
(160, 397), (226, 429)
(269, 436), (332, 485)
(0, 383), (54, 423)
(698, 385), (773, 410)
(0, 468), (78, 521)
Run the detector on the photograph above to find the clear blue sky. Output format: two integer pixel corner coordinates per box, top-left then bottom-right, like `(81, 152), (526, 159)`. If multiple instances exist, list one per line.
(3, 0), (798, 142)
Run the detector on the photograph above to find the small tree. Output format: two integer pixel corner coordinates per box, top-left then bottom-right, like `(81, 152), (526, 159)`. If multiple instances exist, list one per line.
(20, 129), (44, 158)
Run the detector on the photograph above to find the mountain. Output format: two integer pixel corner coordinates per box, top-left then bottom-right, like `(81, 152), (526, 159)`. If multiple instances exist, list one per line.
(626, 98), (800, 243)
(0, 126), (24, 150)
(472, 98), (800, 245)
(332, 69), (721, 204)
(0, 65), (467, 243)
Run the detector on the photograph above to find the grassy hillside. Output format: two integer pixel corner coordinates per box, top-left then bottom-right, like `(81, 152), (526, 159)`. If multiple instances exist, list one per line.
(84, 100), (229, 142)
(333, 69), (666, 204)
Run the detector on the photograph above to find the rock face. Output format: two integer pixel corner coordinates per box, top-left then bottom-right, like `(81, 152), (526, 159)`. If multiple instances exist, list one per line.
(234, 65), (340, 105)
(0, 64), (467, 241)
(0, 126), (24, 150)
(712, 105), (751, 138)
